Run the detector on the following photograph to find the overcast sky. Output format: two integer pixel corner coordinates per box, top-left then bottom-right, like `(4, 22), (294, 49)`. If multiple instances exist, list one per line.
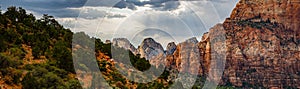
(0, 0), (239, 48)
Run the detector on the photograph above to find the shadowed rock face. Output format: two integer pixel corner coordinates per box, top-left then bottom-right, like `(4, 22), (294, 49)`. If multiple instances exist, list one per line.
(166, 42), (176, 55)
(137, 38), (164, 60)
(185, 37), (199, 44)
(112, 38), (137, 54)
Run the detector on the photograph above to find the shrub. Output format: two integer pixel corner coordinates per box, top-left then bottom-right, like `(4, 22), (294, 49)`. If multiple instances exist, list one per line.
(0, 53), (23, 69)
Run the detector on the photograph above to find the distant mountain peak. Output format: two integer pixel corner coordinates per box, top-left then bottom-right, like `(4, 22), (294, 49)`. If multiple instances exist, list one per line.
(112, 38), (137, 54)
(137, 38), (164, 60)
(166, 42), (176, 55)
(184, 37), (198, 44)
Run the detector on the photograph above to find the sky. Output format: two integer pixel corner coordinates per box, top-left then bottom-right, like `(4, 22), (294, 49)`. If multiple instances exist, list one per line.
(0, 0), (239, 48)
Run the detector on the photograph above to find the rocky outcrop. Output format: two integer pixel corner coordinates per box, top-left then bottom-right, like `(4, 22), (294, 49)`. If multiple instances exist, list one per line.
(202, 24), (227, 85)
(185, 37), (199, 44)
(165, 42), (176, 55)
(112, 38), (137, 54)
(220, 0), (300, 88)
(111, 1), (300, 88)
(164, 37), (204, 75)
(105, 40), (111, 44)
(137, 38), (164, 60)
(229, 0), (299, 33)
(173, 38), (202, 75)
(162, 0), (300, 88)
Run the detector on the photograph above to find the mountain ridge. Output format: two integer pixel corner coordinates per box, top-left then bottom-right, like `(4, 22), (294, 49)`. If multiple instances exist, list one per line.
(1, 0), (299, 88)
(110, 0), (300, 88)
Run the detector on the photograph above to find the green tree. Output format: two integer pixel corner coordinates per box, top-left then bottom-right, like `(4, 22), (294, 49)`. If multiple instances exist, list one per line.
(0, 53), (22, 69)
(8, 47), (25, 59)
(22, 67), (66, 89)
(52, 41), (74, 73)
(4, 7), (18, 23)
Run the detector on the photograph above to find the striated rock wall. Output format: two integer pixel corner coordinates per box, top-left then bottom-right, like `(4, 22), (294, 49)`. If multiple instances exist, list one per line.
(229, 0), (300, 33)
(172, 38), (202, 75)
(221, 0), (300, 88)
(162, 0), (299, 88)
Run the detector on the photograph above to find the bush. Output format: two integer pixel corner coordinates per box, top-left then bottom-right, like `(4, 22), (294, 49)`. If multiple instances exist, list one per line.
(0, 53), (23, 69)
(51, 41), (75, 73)
(8, 47), (26, 59)
(22, 66), (65, 89)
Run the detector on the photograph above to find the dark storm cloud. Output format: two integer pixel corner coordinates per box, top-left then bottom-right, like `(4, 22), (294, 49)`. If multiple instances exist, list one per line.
(0, 0), (87, 9)
(151, 1), (180, 11)
(1, 0), (179, 10)
(0, 0), (115, 9)
(124, 0), (178, 6)
(0, 0), (181, 19)
(0, 0), (86, 18)
(113, 0), (180, 10)
(114, 0), (137, 10)
(106, 14), (127, 18)
(30, 8), (80, 18)
(0, 0), (124, 18)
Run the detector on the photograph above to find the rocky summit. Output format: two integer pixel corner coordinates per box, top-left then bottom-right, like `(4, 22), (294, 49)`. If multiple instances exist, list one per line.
(137, 38), (165, 60)
(112, 38), (137, 54)
(100, 0), (300, 88)
(3, 0), (299, 88)
(165, 42), (177, 55)
(185, 37), (199, 44)
(124, 0), (300, 88)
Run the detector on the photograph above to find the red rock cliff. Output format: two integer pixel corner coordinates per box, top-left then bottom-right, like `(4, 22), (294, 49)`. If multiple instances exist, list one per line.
(220, 0), (300, 88)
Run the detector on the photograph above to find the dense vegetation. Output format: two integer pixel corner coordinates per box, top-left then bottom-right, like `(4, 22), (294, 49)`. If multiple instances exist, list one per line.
(0, 7), (238, 89)
(0, 6), (160, 89)
(0, 7), (81, 88)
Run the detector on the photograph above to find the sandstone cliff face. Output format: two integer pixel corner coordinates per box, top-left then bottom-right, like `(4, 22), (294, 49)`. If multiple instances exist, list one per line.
(200, 24), (227, 84)
(229, 0), (299, 33)
(112, 38), (137, 54)
(137, 38), (165, 60)
(221, 0), (300, 88)
(161, 0), (299, 88)
(172, 37), (202, 75)
(163, 24), (226, 77)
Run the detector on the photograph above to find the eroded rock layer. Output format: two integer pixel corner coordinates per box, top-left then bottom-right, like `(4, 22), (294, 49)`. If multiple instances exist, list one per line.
(221, 0), (300, 88)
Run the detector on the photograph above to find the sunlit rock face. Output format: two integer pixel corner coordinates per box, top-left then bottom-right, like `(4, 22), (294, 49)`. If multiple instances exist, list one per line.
(221, 0), (300, 88)
(112, 38), (137, 54)
(159, 0), (300, 88)
(173, 38), (202, 75)
(229, 0), (300, 33)
(116, 1), (300, 88)
(164, 37), (203, 75)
